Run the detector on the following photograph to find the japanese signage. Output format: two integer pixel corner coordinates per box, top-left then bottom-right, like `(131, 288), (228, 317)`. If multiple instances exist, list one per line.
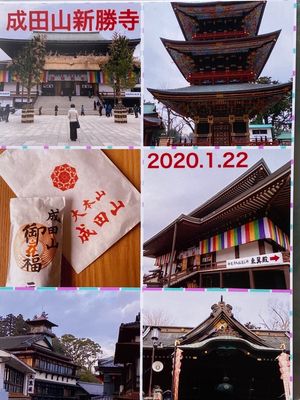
(0, 150), (140, 274)
(7, 197), (65, 287)
(7, 9), (139, 32)
(226, 252), (284, 269)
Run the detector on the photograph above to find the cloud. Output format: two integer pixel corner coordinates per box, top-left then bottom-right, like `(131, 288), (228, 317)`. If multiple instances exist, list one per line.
(0, 290), (140, 356)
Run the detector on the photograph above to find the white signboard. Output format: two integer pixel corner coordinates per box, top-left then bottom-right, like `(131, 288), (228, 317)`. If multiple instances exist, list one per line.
(226, 252), (283, 269)
(0, 91), (10, 97)
(124, 91), (141, 97)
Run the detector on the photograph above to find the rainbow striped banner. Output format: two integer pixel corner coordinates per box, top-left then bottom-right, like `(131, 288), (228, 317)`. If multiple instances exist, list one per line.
(0, 70), (11, 83)
(199, 217), (289, 255)
(154, 218), (289, 265)
(88, 71), (100, 84)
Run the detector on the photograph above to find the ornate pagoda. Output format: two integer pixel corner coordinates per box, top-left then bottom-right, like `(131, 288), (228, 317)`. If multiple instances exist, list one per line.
(148, 1), (292, 146)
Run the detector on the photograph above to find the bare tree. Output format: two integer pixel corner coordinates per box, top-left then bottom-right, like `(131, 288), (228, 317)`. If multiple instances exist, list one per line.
(143, 309), (173, 326)
(258, 299), (289, 331)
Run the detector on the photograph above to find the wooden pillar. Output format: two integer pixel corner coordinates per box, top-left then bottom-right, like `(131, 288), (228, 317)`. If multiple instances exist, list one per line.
(284, 267), (290, 289)
(258, 239), (266, 255)
(249, 269), (255, 289)
(168, 223), (178, 287)
(234, 245), (239, 259)
(220, 272), (223, 288)
(199, 273), (203, 288)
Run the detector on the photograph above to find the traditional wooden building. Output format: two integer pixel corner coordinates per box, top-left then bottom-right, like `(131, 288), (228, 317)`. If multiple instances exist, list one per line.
(0, 32), (140, 107)
(0, 349), (36, 400)
(148, 1), (292, 146)
(143, 103), (165, 146)
(114, 314), (140, 399)
(96, 356), (123, 397)
(143, 297), (290, 400)
(0, 315), (78, 400)
(144, 159), (290, 289)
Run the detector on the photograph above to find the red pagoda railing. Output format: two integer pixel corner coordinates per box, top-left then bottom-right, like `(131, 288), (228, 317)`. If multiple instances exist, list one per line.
(192, 30), (248, 41)
(188, 69), (254, 85)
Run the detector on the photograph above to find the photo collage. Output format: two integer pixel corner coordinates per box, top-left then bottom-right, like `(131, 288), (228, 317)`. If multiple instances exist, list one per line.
(0, 1), (297, 400)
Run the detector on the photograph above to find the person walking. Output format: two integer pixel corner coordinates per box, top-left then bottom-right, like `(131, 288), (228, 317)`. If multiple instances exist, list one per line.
(38, 106), (42, 115)
(105, 103), (112, 117)
(54, 105), (58, 116)
(94, 100), (97, 111)
(67, 104), (79, 142)
(4, 104), (10, 122)
(133, 104), (139, 118)
(68, 94), (72, 101)
(81, 105), (85, 116)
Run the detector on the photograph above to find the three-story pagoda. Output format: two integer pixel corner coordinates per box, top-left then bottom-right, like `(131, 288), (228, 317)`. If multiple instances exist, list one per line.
(148, 1), (292, 146)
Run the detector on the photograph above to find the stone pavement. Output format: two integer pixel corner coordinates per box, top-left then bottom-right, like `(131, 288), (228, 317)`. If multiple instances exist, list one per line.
(0, 113), (141, 146)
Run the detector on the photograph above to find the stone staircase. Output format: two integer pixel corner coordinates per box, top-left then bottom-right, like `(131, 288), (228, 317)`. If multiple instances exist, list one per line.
(34, 96), (101, 115)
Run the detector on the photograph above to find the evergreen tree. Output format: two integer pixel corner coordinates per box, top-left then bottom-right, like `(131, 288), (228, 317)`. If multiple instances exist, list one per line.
(10, 34), (46, 104)
(105, 33), (136, 107)
(60, 334), (102, 371)
(252, 76), (292, 134)
(0, 314), (30, 336)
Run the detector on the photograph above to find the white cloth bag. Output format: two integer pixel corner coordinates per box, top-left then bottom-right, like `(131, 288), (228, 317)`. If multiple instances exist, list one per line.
(0, 150), (140, 274)
(8, 196), (65, 287)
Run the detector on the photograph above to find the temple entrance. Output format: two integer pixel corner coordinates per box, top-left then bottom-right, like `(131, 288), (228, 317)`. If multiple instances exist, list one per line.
(54, 81), (75, 96)
(178, 348), (283, 400)
(212, 123), (231, 145)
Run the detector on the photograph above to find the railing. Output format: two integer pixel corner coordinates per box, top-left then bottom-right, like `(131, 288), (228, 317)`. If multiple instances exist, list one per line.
(192, 30), (248, 40)
(188, 69), (254, 85)
(145, 251), (290, 287)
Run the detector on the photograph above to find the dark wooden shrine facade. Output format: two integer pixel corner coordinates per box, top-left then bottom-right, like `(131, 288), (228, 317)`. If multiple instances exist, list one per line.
(114, 315), (140, 399)
(143, 160), (290, 289)
(143, 298), (290, 400)
(148, 1), (292, 146)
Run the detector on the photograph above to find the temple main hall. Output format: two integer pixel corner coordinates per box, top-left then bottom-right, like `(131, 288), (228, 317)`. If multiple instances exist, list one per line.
(144, 159), (290, 289)
(148, 1), (292, 146)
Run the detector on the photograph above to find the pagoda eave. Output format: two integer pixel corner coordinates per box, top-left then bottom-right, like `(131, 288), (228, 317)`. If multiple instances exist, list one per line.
(162, 30), (280, 82)
(148, 82), (292, 119)
(171, 1), (266, 41)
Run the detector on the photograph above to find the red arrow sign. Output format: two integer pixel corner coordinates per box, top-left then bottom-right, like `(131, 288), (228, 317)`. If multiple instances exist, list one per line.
(270, 255), (280, 262)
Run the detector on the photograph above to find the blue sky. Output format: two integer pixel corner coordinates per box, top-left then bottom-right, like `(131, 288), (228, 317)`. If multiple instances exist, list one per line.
(0, 290), (140, 356)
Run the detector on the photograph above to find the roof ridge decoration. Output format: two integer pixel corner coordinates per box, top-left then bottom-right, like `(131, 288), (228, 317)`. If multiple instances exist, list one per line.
(179, 296), (268, 347)
(171, 1), (267, 41)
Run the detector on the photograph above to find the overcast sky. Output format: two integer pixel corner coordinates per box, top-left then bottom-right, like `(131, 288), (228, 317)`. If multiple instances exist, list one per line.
(0, 290), (140, 357)
(143, 148), (291, 272)
(144, 0), (295, 101)
(143, 291), (290, 329)
(0, 2), (141, 60)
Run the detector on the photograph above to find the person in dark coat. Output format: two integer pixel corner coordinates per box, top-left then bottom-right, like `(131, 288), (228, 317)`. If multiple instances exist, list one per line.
(4, 104), (10, 122)
(133, 104), (139, 118)
(105, 103), (112, 117)
(54, 105), (58, 116)
(94, 100), (97, 110)
(81, 105), (85, 116)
